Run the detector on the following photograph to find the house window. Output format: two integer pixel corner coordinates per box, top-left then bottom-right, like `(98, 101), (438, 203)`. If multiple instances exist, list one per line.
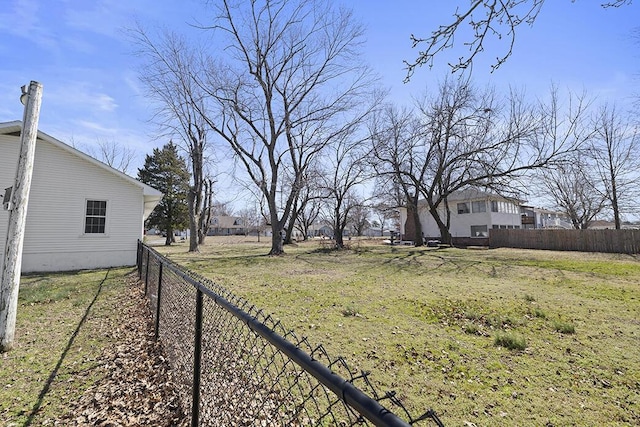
(457, 202), (470, 214)
(85, 200), (107, 234)
(491, 201), (499, 212)
(470, 225), (488, 237)
(472, 200), (486, 213)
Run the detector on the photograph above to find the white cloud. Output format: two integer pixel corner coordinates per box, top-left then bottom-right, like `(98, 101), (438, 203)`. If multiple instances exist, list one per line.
(0, 0), (58, 50)
(62, 0), (143, 40)
(47, 83), (118, 113)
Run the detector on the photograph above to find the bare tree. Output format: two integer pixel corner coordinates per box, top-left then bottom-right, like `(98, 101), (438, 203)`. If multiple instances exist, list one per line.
(590, 103), (640, 228)
(370, 200), (395, 237)
(349, 204), (371, 237)
(417, 80), (596, 244)
(541, 158), (606, 229)
(370, 176), (404, 235)
(211, 200), (234, 216)
(289, 169), (324, 242)
(405, 0), (632, 79)
(131, 27), (213, 253)
(195, 0), (376, 255)
(321, 130), (372, 248)
(295, 197), (323, 240)
(85, 139), (136, 174)
(370, 105), (426, 245)
(198, 177), (215, 243)
(374, 78), (591, 244)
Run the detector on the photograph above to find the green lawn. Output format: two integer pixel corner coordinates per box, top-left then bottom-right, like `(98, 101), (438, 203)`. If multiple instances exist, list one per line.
(155, 237), (640, 426)
(0, 268), (134, 426)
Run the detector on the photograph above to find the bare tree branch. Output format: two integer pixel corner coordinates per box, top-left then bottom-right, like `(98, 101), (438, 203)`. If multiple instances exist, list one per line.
(404, 0), (632, 80)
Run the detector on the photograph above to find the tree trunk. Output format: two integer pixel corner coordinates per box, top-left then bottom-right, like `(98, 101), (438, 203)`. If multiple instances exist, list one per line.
(165, 226), (173, 246)
(187, 189), (199, 252)
(284, 219), (296, 244)
(334, 223), (345, 248)
(270, 227), (284, 255)
(405, 198), (424, 246)
(611, 179), (621, 230)
(429, 205), (452, 245)
(268, 196), (284, 255)
(198, 178), (214, 244)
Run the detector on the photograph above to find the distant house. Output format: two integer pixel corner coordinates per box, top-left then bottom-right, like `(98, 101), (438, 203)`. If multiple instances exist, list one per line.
(399, 188), (524, 240)
(520, 206), (573, 230)
(0, 121), (162, 272)
(399, 189), (577, 242)
(208, 216), (246, 235)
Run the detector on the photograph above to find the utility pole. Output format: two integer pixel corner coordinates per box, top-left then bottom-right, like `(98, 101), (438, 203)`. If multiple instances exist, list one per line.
(0, 81), (43, 352)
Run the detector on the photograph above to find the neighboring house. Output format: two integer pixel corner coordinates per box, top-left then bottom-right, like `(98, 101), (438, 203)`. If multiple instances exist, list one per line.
(208, 216), (246, 235)
(399, 188), (524, 240)
(520, 206), (573, 230)
(312, 224), (335, 239)
(0, 121), (162, 272)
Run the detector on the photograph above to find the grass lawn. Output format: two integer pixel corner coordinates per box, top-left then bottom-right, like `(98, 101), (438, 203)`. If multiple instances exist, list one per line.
(153, 236), (640, 426)
(0, 267), (135, 426)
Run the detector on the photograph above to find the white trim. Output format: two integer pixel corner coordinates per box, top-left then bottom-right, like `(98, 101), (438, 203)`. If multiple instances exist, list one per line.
(0, 121), (162, 199)
(82, 198), (110, 237)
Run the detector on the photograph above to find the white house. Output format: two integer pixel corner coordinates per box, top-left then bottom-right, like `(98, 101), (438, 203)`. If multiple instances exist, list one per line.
(520, 206), (573, 229)
(0, 121), (162, 272)
(399, 188), (524, 240)
(208, 215), (246, 235)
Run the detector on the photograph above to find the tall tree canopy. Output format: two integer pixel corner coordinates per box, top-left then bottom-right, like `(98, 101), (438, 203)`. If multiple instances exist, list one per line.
(132, 28), (214, 252)
(195, 0), (377, 255)
(138, 142), (190, 245)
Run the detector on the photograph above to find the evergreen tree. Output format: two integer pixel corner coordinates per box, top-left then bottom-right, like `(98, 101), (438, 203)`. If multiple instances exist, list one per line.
(138, 142), (190, 245)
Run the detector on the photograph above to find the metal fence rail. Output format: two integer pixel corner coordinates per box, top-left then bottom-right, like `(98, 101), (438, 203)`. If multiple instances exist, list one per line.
(137, 241), (444, 427)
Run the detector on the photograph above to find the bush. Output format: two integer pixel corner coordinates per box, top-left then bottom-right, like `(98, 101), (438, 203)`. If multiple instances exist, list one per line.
(532, 307), (547, 319)
(494, 333), (527, 351)
(553, 320), (575, 334)
(463, 324), (479, 335)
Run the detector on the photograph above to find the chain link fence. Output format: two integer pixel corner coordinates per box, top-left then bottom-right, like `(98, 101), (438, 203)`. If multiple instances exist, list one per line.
(137, 241), (444, 427)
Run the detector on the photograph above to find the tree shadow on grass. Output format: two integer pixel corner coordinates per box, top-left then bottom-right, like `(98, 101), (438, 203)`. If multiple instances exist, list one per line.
(24, 269), (110, 426)
(381, 248), (485, 273)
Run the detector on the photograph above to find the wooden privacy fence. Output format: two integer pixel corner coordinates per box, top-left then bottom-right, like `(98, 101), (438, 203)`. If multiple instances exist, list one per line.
(489, 229), (640, 254)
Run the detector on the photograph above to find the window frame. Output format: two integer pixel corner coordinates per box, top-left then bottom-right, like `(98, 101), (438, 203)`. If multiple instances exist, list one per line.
(472, 200), (486, 213)
(84, 199), (108, 235)
(470, 225), (488, 237)
(457, 202), (470, 214)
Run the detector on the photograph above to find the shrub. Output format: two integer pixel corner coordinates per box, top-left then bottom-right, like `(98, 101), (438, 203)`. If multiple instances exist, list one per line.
(532, 307), (547, 319)
(463, 324), (479, 335)
(553, 320), (575, 334)
(494, 333), (527, 351)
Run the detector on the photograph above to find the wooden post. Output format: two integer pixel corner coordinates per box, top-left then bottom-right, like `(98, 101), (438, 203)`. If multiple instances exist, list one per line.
(0, 81), (43, 352)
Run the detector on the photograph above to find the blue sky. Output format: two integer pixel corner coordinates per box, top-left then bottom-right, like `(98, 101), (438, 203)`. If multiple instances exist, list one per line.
(1, 1), (638, 198)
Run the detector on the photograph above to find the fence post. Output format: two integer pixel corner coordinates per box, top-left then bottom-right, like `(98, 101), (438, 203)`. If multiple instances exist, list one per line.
(144, 249), (150, 296)
(137, 240), (142, 277)
(191, 288), (203, 427)
(155, 262), (163, 340)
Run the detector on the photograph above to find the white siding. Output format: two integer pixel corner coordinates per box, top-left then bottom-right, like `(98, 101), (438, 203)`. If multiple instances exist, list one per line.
(400, 194), (523, 239)
(0, 134), (145, 272)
